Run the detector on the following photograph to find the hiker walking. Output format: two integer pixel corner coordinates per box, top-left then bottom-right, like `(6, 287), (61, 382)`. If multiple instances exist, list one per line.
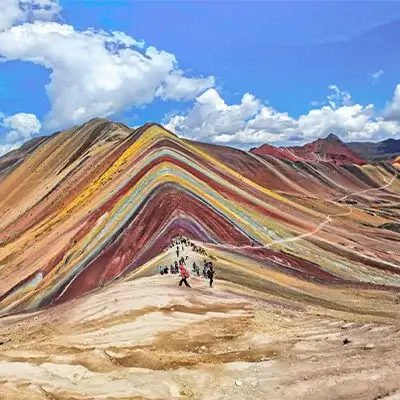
(207, 265), (215, 288)
(176, 246), (179, 258)
(178, 263), (191, 288)
(194, 262), (200, 277)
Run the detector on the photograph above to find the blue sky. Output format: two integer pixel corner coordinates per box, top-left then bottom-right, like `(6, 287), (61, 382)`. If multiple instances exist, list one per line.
(0, 0), (400, 154)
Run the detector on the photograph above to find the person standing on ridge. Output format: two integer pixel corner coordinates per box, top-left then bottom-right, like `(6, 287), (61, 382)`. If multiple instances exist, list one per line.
(207, 265), (215, 288)
(179, 263), (191, 288)
(194, 262), (200, 277)
(203, 261), (208, 279)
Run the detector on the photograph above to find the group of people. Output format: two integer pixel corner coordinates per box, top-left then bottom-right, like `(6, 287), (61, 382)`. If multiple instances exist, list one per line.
(157, 236), (216, 288)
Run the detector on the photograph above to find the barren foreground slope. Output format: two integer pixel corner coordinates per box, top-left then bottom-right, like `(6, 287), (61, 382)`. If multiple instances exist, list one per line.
(1, 246), (400, 400)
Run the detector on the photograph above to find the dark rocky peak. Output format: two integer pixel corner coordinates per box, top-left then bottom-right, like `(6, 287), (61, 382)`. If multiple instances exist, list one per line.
(325, 133), (342, 143)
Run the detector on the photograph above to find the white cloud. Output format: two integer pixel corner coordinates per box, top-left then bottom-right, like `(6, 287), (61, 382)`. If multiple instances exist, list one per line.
(0, 0), (61, 31)
(371, 69), (384, 83)
(384, 84), (400, 122)
(327, 84), (352, 109)
(2, 113), (41, 143)
(165, 88), (260, 141)
(164, 85), (400, 147)
(156, 71), (215, 101)
(0, 112), (41, 156)
(0, 21), (215, 131)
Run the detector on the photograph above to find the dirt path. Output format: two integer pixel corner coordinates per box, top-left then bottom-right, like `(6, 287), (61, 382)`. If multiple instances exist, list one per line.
(206, 171), (398, 252)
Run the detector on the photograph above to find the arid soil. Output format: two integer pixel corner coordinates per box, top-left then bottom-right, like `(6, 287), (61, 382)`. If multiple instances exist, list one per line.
(1, 246), (400, 400)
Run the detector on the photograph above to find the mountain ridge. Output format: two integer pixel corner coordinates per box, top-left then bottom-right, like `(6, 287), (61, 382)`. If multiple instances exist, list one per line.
(251, 133), (367, 165)
(251, 134), (400, 164)
(0, 119), (399, 316)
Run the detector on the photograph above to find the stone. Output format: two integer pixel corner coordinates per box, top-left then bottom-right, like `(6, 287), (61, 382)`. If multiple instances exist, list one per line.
(343, 338), (351, 345)
(364, 343), (375, 350)
(235, 381), (243, 387)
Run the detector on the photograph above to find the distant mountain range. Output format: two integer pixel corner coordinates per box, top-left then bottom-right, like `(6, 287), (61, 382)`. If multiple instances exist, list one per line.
(250, 134), (400, 165)
(1, 128), (400, 177)
(347, 139), (400, 162)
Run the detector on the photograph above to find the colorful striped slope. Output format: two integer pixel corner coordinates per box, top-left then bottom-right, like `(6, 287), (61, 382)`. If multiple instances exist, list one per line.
(0, 119), (399, 316)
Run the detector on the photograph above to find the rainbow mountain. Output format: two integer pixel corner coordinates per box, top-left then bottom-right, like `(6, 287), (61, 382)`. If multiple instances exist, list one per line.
(0, 118), (399, 316)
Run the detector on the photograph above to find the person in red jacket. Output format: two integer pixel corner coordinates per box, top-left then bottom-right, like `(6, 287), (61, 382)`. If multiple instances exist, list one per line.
(179, 264), (191, 288)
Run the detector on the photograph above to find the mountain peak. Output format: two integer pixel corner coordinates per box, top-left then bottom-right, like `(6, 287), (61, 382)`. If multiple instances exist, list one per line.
(251, 132), (365, 165)
(325, 133), (342, 142)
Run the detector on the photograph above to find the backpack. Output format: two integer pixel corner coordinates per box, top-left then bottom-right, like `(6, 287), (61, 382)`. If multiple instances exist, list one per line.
(183, 269), (190, 278)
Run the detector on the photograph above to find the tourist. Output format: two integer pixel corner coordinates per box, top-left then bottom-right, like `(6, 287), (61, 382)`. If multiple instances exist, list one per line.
(179, 263), (191, 288)
(207, 265), (215, 288)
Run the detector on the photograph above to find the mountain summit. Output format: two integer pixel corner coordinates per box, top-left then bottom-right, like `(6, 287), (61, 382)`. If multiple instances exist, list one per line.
(251, 134), (366, 165)
(325, 133), (341, 142)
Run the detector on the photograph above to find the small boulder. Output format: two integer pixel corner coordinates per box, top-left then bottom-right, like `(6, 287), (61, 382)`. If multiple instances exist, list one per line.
(364, 343), (375, 350)
(235, 381), (243, 387)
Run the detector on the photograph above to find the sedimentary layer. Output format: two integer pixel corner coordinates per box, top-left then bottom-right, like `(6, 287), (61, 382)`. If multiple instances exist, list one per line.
(0, 119), (399, 316)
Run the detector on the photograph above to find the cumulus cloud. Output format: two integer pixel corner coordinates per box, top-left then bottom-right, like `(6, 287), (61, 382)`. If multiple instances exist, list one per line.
(0, 21), (214, 130)
(371, 69), (384, 83)
(0, 0), (61, 31)
(164, 85), (400, 147)
(383, 84), (400, 122)
(156, 72), (215, 101)
(2, 113), (41, 143)
(0, 112), (41, 156)
(165, 89), (260, 141)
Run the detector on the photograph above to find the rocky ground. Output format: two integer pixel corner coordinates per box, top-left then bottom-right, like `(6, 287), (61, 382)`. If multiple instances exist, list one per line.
(0, 246), (400, 400)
